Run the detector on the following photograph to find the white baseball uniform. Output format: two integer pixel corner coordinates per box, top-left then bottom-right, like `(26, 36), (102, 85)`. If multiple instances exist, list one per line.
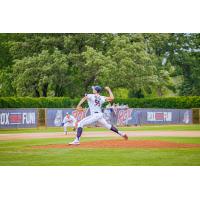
(62, 115), (76, 133)
(78, 94), (112, 129)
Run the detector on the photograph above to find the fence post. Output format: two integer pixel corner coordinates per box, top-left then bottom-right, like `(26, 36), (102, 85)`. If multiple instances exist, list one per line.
(45, 108), (47, 128)
(192, 108), (200, 124)
(37, 108), (46, 128)
(37, 108), (39, 129)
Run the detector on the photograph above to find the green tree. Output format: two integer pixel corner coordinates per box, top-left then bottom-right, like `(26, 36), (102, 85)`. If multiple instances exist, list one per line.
(13, 49), (69, 97)
(166, 33), (200, 95)
(105, 34), (156, 93)
(0, 68), (15, 96)
(1, 33), (199, 98)
(0, 34), (13, 69)
(143, 33), (176, 96)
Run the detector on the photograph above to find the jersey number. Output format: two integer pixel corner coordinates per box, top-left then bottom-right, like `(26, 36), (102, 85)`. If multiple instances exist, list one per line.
(95, 99), (100, 107)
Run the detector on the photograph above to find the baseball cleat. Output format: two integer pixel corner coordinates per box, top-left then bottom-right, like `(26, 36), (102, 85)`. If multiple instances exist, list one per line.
(64, 132), (67, 135)
(69, 140), (80, 145)
(122, 134), (128, 140)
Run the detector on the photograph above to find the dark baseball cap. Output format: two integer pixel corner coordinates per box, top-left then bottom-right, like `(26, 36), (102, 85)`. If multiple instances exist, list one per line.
(92, 86), (102, 93)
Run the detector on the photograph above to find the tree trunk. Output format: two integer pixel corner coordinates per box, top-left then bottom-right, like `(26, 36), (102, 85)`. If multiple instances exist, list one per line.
(157, 87), (163, 97)
(33, 83), (40, 97)
(34, 88), (40, 97)
(54, 85), (64, 97)
(42, 83), (48, 97)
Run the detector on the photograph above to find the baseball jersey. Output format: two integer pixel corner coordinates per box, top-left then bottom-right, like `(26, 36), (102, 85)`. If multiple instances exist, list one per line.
(86, 94), (106, 114)
(62, 115), (76, 124)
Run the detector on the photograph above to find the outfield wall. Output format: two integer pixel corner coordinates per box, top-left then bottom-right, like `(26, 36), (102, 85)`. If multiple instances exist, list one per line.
(46, 108), (192, 127)
(0, 108), (192, 129)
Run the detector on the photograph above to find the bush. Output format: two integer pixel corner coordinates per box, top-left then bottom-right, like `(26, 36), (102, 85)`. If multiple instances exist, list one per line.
(113, 96), (200, 109)
(0, 96), (200, 109)
(0, 97), (79, 108)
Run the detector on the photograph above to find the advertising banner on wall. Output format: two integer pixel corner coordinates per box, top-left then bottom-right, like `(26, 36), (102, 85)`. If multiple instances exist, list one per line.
(147, 112), (172, 122)
(46, 108), (192, 127)
(46, 108), (134, 127)
(0, 108), (192, 129)
(46, 108), (90, 127)
(144, 109), (178, 124)
(0, 109), (38, 129)
(138, 108), (192, 124)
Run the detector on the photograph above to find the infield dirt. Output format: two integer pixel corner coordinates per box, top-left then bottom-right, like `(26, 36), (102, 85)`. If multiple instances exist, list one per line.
(32, 139), (200, 149)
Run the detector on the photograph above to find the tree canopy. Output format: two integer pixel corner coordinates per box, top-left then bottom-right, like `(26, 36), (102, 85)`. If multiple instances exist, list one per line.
(0, 33), (199, 98)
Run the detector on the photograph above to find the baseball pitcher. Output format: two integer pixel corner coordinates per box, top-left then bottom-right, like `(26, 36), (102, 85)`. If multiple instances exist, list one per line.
(69, 86), (128, 145)
(62, 112), (77, 134)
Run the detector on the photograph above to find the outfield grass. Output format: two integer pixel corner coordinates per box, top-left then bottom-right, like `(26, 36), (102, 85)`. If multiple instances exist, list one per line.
(1, 124), (200, 134)
(0, 137), (200, 166)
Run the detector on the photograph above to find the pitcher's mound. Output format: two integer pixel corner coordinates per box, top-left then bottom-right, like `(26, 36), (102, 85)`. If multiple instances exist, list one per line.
(32, 140), (200, 149)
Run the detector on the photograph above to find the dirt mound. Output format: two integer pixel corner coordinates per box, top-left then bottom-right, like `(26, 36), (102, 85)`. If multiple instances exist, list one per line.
(32, 140), (200, 149)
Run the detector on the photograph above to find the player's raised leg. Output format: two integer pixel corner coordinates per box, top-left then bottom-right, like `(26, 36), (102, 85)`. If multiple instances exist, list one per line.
(98, 117), (128, 140)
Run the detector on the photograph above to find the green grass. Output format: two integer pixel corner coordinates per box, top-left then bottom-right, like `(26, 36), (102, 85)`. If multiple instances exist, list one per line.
(1, 124), (200, 134)
(0, 137), (200, 166)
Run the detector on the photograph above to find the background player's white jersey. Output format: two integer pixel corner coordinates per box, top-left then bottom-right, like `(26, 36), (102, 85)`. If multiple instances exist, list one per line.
(62, 115), (76, 124)
(86, 94), (106, 114)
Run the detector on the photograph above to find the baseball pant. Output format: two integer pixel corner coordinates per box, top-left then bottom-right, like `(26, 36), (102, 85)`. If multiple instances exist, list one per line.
(78, 113), (112, 129)
(64, 123), (76, 132)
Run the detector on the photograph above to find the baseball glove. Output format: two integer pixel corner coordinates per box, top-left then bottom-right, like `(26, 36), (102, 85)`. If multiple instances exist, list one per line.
(76, 106), (84, 111)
